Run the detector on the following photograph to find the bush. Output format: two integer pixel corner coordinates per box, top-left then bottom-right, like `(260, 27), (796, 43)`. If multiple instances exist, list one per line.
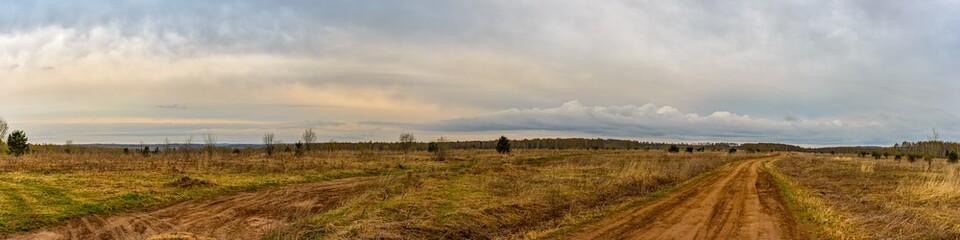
(496, 136), (511, 154)
(6, 130), (28, 156)
(948, 151), (959, 164)
(668, 145), (680, 153)
(430, 137), (448, 161)
(294, 141), (304, 157)
(728, 148), (737, 153)
(685, 147), (694, 153)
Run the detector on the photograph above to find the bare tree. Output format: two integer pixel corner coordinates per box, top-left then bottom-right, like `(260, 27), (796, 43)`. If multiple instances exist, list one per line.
(183, 135), (194, 161)
(163, 137), (172, 154)
(429, 136), (449, 161)
(202, 130), (217, 159)
(399, 133), (416, 153)
(263, 132), (277, 156)
(0, 117), (8, 153)
(0, 117), (7, 141)
(302, 128), (317, 153)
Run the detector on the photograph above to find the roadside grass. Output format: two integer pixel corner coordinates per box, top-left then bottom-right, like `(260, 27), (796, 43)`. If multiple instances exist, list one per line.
(763, 156), (858, 239)
(772, 153), (960, 239)
(264, 151), (771, 239)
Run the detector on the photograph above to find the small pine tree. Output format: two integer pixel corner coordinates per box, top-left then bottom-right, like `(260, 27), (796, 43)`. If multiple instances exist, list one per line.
(6, 130), (29, 156)
(496, 136), (511, 154)
(141, 146), (150, 157)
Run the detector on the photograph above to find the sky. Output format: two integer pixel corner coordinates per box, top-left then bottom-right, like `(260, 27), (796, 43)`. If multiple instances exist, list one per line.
(1, 0), (958, 146)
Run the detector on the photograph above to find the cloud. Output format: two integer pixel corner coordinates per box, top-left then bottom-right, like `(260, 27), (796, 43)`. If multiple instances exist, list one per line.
(1, 1), (959, 145)
(155, 104), (187, 109)
(427, 101), (900, 145)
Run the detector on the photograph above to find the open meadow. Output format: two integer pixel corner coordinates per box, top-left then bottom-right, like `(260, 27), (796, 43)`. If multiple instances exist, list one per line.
(0, 149), (769, 239)
(770, 153), (960, 239)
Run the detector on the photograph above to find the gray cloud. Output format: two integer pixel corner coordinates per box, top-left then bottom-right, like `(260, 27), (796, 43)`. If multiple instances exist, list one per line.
(154, 104), (187, 109)
(1, 1), (958, 144)
(427, 101), (907, 145)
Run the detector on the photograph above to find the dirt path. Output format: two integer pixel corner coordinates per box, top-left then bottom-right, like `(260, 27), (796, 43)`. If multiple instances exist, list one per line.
(7, 177), (376, 240)
(575, 155), (803, 240)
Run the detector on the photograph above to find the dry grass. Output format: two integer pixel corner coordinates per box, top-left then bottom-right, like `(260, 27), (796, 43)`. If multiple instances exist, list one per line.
(0, 149), (768, 238)
(773, 153), (960, 239)
(264, 151), (769, 239)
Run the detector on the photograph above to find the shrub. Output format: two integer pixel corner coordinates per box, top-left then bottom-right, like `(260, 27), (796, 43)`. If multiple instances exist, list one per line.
(294, 141), (304, 157)
(668, 145), (680, 153)
(685, 147), (694, 153)
(430, 137), (448, 161)
(907, 154), (920, 162)
(399, 133), (416, 153)
(728, 148), (737, 154)
(496, 136), (511, 154)
(948, 151), (959, 164)
(895, 154), (902, 161)
(6, 130), (28, 156)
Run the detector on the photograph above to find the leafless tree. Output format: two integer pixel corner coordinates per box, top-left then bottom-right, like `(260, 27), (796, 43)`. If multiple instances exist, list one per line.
(302, 128), (317, 153)
(399, 133), (416, 153)
(183, 135), (194, 161)
(263, 132), (277, 156)
(163, 137), (172, 154)
(0, 117), (7, 141)
(430, 136), (449, 161)
(202, 130), (217, 159)
(0, 117), (8, 153)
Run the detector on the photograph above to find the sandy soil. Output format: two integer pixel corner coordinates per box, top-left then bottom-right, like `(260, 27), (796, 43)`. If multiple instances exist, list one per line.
(7, 177), (375, 240)
(574, 156), (804, 240)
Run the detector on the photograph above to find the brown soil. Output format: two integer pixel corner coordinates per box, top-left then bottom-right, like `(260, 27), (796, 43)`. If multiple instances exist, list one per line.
(8, 177), (375, 240)
(574, 156), (804, 240)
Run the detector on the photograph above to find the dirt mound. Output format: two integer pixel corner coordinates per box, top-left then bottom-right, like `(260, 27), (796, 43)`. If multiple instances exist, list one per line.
(165, 176), (214, 188)
(9, 177), (375, 240)
(575, 156), (803, 240)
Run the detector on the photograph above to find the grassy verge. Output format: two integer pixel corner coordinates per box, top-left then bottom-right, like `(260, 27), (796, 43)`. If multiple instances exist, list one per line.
(763, 156), (862, 239)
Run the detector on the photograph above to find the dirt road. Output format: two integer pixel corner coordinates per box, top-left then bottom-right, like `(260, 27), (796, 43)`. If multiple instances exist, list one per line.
(8, 177), (376, 240)
(575, 155), (803, 240)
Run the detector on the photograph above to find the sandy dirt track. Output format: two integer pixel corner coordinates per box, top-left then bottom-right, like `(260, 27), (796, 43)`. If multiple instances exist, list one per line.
(575, 155), (803, 240)
(7, 177), (375, 240)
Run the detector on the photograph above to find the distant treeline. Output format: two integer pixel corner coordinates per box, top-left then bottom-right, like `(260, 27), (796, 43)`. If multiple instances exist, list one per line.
(28, 138), (739, 154)
(740, 141), (960, 158)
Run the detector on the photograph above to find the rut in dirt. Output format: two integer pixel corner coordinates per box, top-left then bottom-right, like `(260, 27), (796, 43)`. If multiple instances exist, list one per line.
(575, 156), (804, 240)
(7, 177), (376, 240)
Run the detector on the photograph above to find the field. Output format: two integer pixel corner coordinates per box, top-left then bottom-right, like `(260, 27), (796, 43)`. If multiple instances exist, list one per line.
(0, 149), (766, 239)
(7, 148), (960, 239)
(771, 153), (960, 239)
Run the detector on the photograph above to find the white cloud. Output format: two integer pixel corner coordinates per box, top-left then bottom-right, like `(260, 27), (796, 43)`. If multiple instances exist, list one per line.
(428, 101), (897, 145)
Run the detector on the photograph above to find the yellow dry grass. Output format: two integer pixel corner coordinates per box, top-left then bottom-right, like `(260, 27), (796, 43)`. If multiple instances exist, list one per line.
(773, 153), (960, 239)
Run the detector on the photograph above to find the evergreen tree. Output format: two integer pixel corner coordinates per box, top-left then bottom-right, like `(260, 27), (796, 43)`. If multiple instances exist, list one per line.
(6, 130), (28, 156)
(496, 136), (511, 154)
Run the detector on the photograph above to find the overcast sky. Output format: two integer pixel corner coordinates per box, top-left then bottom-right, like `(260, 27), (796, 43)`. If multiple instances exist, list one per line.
(1, 0), (958, 146)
